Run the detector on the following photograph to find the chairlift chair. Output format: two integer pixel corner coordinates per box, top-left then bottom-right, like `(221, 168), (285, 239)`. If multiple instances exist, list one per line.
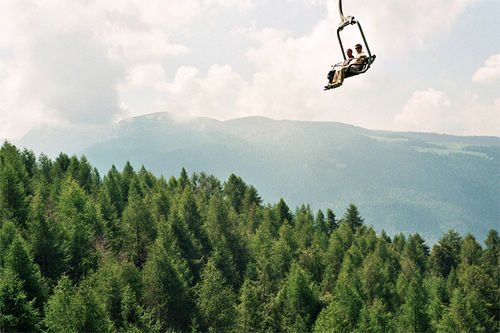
(325, 0), (375, 90)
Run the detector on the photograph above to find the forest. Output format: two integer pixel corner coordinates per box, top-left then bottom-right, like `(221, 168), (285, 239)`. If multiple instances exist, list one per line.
(0, 141), (498, 332)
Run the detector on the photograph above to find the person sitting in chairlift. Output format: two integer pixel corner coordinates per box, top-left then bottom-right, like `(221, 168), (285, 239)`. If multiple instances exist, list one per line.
(328, 43), (367, 88)
(327, 48), (353, 85)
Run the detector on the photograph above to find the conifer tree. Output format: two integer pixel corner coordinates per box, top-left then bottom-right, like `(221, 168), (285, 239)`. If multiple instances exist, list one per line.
(57, 179), (96, 280)
(342, 203), (364, 233)
(358, 298), (393, 332)
(142, 240), (193, 331)
(122, 189), (156, 268)
(5, 235), (46, 309)
(429, 229), (462, 277)
(179, 167), (189, 190)
(121, 161), (135, 204)
(395, 277), (430, 332)
(0, 160), (28, 228)
(28, 182), (65, 281)
(102, 165), (124, 217)
(279, 263), (320, 332)
(276, 198), (293, 225)
(54, 152), (70, 174)
(314, 270), (363, 332)
(196, 258), (237, 332)
(326, 208), (337, 234)
(0, 269), (40, 332)
(0, 220), (16, 266)
(238, 278), (262, 332)
(44, 275), (113, 332)
(224, 173), (247, 214)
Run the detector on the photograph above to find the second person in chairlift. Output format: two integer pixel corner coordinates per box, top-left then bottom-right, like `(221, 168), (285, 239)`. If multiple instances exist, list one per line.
(327, 48), (353, 85)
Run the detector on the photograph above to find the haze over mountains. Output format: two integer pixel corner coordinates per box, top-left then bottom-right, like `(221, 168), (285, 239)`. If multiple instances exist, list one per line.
(17, 112), (499, 244)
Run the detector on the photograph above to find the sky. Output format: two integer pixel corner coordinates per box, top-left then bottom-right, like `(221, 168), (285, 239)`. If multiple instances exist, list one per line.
(1, 0), (499, 141)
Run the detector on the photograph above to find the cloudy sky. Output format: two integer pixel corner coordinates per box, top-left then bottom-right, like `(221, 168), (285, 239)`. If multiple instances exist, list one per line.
(1, 0), (499, 141)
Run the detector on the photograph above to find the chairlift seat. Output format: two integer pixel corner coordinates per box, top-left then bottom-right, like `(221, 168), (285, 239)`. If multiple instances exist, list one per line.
(345, 55), (376, 78)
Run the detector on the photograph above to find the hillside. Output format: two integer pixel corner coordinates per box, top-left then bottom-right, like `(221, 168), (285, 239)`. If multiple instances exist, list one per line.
(19, 112), (500, 243)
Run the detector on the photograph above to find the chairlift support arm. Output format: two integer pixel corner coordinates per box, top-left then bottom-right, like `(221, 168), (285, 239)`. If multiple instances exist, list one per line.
(337, 0), (373, 62)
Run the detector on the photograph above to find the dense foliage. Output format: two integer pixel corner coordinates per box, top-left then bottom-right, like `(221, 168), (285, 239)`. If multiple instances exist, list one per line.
(0, 141), (498, 332)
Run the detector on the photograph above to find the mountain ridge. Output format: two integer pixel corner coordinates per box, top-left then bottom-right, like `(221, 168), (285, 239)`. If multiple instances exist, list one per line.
(17, 112), (500, 244)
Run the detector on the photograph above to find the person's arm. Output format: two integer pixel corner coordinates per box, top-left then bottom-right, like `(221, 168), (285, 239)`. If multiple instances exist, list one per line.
(353, 55), (367, 64)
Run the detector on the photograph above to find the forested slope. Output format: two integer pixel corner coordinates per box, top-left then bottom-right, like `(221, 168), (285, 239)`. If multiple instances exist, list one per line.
(0, 141), (499, 332)
(77, 113), (500, 244)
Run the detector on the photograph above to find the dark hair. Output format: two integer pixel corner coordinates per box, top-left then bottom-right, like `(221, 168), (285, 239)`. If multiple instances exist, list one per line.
(355, 44), (362, 49)
(346, 48), (353, 52)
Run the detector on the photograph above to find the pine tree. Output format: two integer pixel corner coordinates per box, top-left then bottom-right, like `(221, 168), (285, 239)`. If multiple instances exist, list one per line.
(429, 229), (462, 277)
(223, 173), (247, 214)
(122, 190), (156, 268)
(178, 186), (208, 255)
(196, 258), (237, 332)
(121, 161), (135, 204)
(142, 240), (193, 331)
(326, 208), (337, 234)
(0, 220), (16, 266)
(276, 198), (293, 225)
(57, 179), (96, 280)
(342, 203), (364, 233)
(439, 286), (494, 332)
(205, 196), (245, 287)
(242, 185), (262, 212)
(0, 159), (28, 228)
(314, 271), (363, 332)
(403, 233), (429, 274)
(5, 235), (46, 309)
(179, 167), (189, 190)
(0, 269), (40, 332)
(44, 275), (113, 332)
(55, 152), (70, 174)
(460, 233), (482, 266)
(28, 181), (65, 281)
(102, 165), (124, 218)
(279, 263), (320, 331)
(358, 298), (393, 332)
(238, 278), (262, 332)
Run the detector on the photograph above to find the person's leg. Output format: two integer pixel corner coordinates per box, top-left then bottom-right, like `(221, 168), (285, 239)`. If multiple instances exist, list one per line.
(328, 70), (335, 83)
(337, 66), (347, 85)
(331, 69), (340, 85)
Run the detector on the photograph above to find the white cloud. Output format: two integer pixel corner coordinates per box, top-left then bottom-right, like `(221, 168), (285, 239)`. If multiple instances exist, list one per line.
(162, 64), (248, 120)
(459, 97), (500, 136)
(395, 88), (500, 136)
(0, 0), (256, 139)
(0, 0), (495, 140)
(324, 0), (478, 55)
(472, 54), (500, 84)
(395, 88), (453, 133)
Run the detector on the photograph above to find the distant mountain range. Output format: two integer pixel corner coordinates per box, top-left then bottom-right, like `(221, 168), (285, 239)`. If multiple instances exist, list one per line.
(17, 112), (500, 244)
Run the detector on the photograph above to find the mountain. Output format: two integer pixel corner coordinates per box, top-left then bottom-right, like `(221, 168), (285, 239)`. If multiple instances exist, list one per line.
(19, 112), (500, 244)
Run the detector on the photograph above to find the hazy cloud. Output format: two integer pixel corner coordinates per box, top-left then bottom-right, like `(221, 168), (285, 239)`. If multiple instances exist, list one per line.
(353, 1), (476, 58)
(472, 54), (500, 84)
(32, 33), (125, 125)
(395, 88), (453, 133)
(0, 0), (496, 140)
(163, 65), (248, 120)
(395, 88), (500, 136)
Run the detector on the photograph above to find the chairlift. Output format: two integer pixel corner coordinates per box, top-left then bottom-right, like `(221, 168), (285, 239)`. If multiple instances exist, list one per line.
(324, 0), (376, 90)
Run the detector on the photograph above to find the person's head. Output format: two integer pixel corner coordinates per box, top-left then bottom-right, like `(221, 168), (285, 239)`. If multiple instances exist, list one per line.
(346, 48), (353, 57)
(355, 44), (362, 53)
